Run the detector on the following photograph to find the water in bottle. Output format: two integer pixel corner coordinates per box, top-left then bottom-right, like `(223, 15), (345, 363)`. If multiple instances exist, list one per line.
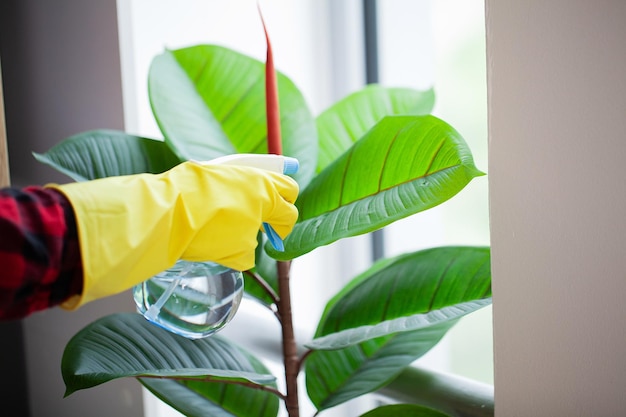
(133, 260), (243, 339)
(134, 154), (298, 339)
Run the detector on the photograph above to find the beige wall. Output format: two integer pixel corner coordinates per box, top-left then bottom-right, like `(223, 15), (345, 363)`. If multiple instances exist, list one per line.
(487, 1), (626, 415)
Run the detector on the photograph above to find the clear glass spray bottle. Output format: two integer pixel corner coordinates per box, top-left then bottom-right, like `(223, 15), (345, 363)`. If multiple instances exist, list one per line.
(133, 154), (299, 339)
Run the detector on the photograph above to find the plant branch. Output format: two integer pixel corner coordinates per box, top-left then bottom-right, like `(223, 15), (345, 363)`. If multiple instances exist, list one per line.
(244, 269), (280, 306)
(297, 349), (314, 373)
(139, 375), (286, 400)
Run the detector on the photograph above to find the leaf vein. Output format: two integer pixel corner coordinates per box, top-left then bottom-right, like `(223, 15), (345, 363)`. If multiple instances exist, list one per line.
(427, 257), (456, 311)
(378, 129), (402, 192)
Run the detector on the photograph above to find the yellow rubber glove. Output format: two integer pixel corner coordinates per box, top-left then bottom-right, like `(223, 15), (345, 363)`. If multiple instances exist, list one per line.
(48, 161), (299, 309)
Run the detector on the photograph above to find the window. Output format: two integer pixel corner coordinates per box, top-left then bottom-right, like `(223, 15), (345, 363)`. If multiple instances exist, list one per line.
(116, 1), (491, 415)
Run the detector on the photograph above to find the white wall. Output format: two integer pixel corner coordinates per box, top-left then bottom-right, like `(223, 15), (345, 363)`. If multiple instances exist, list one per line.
(487, 1), (626, 415)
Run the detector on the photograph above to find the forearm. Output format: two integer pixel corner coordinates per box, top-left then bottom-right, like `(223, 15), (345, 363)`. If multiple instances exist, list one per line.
(0, 186), (83, 320)
(0, 162), (298, 316)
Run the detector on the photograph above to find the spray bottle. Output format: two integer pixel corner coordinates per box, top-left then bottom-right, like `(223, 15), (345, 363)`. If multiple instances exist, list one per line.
(133, 154), (299, 339)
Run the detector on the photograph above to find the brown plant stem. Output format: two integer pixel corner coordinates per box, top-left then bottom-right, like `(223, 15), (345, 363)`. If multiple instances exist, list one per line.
(277, 260), (300, 416)
(258, 6), (297, 414)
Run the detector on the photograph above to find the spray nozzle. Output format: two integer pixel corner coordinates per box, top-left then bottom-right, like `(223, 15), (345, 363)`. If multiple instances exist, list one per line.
(281, 156), (299, 175)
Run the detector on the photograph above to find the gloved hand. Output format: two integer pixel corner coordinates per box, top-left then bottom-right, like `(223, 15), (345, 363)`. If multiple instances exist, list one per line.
(48, 161), (299, 309)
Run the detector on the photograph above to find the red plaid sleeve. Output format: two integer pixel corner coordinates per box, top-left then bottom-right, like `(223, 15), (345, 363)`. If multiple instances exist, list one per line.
(0, 186), (83, 320)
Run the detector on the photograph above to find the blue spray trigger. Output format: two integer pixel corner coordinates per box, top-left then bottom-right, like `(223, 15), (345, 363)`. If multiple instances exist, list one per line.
(263, 222), (284, 251)
(282, 157), (299, 175)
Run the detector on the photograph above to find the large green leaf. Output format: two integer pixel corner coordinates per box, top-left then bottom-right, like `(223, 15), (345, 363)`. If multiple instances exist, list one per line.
(149, 45), (318, 187)
(359, 404), (451, 417)
(308, 246), (491, 349)
(268, 115), (484, 260)
(33, 129), (181, 181)
(316, 84), (435, 172)
(304, 246), (491, 410)
(62, 313), (275, 397)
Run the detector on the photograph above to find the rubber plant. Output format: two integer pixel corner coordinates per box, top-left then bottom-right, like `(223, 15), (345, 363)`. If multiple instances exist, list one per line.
(34, 16), (490, 417)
